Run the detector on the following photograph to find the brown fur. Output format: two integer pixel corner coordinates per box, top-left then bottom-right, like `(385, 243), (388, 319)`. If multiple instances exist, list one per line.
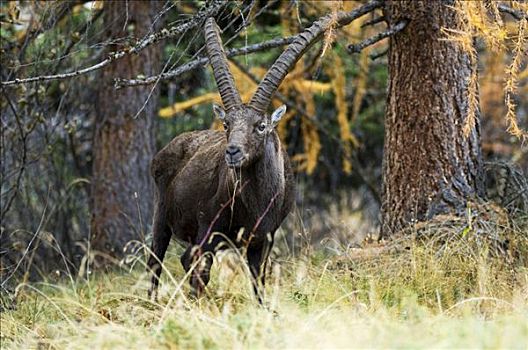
(147, 105), (295, 302)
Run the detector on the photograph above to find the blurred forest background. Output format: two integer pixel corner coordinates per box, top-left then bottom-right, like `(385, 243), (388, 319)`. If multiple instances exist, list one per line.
(1, 0), (527, 288)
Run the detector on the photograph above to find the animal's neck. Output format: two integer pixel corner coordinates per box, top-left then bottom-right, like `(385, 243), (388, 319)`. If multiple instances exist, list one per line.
(239, 132), (285, 221)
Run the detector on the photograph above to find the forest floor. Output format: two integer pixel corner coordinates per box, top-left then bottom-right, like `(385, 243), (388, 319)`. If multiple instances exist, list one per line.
(1, 214), (527, 349)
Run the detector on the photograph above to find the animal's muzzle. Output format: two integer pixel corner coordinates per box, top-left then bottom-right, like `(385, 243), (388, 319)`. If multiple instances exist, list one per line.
(225, 145), (244, 168)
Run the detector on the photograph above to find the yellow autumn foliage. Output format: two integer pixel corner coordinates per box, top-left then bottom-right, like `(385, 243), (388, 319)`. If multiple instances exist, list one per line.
(158, 79), (331, 119)
(329, 53), (354, 174)
(505, 17), (527, 141)
(281, 5), (322, 175)
(447, 0), (528, 140)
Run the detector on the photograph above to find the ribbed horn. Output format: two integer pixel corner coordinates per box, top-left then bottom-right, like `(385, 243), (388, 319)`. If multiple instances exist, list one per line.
(204, 17), (241, 111)
(249, 1), (379, 114)
(248, 19), (329, 114)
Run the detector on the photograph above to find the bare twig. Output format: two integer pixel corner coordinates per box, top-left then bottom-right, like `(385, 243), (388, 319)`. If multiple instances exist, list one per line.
(200, 180), (250, 249)
(1, 59), (110, 86)
(370, 48), (388, 60)
(116, 0), (383, 88)
(251, 191), (281, 236)
(0, 0), (225, 86)
(57, 9), (104, 67)
(130, 0), (225, 54)
(14, 1), (84, 59)
(347, 20), (408, 54)
(498, 4), (528, 21)
(1, 194), (49, 288)
(361, 15), (385, 27)
(0, 86), (27, 222)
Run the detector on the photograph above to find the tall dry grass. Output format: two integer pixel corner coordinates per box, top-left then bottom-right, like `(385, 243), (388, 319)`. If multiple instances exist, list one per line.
(1, 213), (527, 349)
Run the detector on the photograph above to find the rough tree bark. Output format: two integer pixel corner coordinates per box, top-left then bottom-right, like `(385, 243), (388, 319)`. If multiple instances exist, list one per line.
(381, 0), (485, 236)
(90, 1), (162, 261)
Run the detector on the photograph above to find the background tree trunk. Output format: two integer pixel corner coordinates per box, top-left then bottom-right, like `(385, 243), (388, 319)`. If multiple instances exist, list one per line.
(381, 0), (485, 236)
(90, 1), (162, 261)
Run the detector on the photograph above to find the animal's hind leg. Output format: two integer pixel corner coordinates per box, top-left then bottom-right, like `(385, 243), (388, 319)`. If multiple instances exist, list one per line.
(147, 206), (171, 300)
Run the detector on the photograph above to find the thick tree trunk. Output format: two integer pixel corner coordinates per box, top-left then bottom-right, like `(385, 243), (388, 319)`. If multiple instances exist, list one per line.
(381, 1), (485, 236)
(90, 1), (162, 260)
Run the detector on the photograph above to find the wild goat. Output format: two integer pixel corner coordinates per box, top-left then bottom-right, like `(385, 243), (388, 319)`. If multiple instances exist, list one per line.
(147, 16), (323, 301)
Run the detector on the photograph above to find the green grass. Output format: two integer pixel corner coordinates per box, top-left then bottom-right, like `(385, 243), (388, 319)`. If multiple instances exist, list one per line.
(1, 218), (528, 349)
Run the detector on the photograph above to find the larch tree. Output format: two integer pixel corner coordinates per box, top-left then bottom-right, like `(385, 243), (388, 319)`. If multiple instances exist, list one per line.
(90, 1), (163, 261)
(381, 0), (486, 236)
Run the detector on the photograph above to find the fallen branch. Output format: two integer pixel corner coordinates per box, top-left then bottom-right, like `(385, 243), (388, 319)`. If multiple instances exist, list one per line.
(0, 0), (225, 86)
(347, 20), (408, 54)
(116, 0), (383, 88)
(498, 4), (528, 21)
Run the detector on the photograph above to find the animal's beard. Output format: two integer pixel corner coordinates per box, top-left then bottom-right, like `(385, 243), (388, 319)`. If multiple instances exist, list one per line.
(227, 166), (243, 231)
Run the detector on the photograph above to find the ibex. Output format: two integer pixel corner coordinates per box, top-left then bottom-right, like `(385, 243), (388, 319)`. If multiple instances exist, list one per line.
(147, 16), (326, 301)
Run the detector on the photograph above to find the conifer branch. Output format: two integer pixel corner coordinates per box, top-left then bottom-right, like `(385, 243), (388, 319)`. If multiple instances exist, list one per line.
(361, 15), (386, 28)
(370, 48), (389, 60)
(498, 4), (528, 21)
(347, 20), (408, 54)
(114, 36), (298, 89)
(0, 0), (225, 86)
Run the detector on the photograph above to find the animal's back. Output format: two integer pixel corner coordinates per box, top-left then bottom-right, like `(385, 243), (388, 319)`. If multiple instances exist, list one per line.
(150, 129), (224, 189)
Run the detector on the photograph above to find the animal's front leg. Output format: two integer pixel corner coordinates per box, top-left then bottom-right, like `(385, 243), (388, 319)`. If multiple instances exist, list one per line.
(185, 230), (224, 298)
(246, 233), (274, 304)
(190, 250), (213, 298)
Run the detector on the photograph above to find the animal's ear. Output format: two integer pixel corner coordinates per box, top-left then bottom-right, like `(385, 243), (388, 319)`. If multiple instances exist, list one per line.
(270, 105), (287, 127)
(213, 103), (226, 120)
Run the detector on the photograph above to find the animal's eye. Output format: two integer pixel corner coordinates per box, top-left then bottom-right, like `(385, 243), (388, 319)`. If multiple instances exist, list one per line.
(223, 122), (229, 130)
(257, 123), (266, 133)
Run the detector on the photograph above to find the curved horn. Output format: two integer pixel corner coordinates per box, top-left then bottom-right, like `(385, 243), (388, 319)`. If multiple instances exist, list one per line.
(204, 17), (241, 111)
(249, 19), (330, 114)
(249, 2), (379, 114)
